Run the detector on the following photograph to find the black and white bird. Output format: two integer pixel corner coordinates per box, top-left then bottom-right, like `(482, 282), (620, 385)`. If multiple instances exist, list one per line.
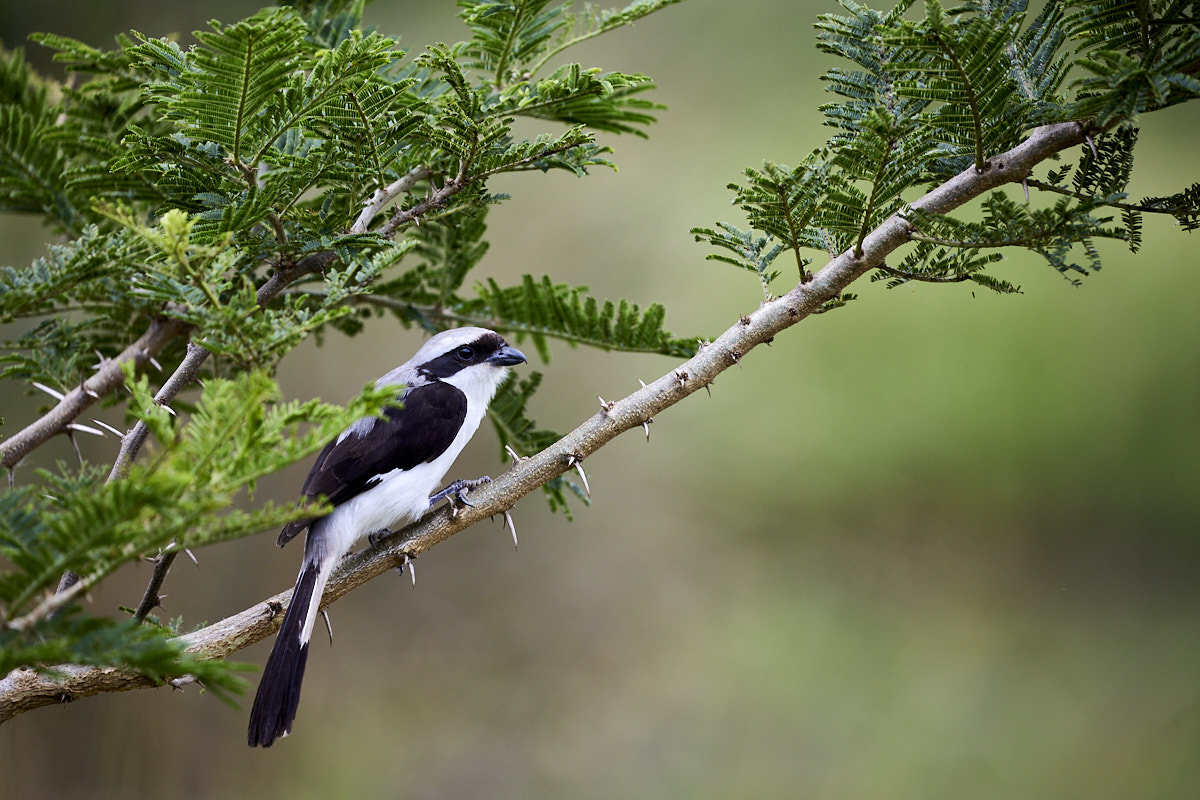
(247, 327), (526, 748)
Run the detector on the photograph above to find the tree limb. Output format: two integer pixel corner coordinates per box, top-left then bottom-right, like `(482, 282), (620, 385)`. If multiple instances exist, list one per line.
(0, 317), (191, 471)
(0, 120), (1090, 723)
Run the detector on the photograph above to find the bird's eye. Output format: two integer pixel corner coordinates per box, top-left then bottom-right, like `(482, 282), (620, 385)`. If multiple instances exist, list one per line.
(455, 345), (475, 360)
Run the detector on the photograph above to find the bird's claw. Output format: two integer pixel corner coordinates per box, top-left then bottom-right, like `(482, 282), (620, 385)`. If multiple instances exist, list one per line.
(429, 476), (492, 515)
(367, 528), (393, 549)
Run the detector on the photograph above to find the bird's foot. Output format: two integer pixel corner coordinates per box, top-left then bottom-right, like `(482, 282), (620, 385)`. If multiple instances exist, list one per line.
(429, 476), (492, 516)
(367, 528), (394, 549)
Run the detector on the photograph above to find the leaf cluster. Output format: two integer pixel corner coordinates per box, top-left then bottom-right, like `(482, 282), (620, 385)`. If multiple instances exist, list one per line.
(0, 0), (688, 464)
(695, 0), (1199, 295)
(0, 1), (688, 687)
(0, 369), (397, 686)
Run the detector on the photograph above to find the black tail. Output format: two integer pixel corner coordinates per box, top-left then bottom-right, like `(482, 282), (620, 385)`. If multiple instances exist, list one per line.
(247, 561), (320, 747)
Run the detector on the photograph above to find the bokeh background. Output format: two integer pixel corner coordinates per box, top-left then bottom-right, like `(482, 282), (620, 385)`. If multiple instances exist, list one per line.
(2, 1), (1198, 798)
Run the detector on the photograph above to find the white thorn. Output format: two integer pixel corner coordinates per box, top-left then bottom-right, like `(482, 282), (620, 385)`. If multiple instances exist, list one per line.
(574, 461), (591, 498)
(637, 377), (647, 389)
(321, 609), (333, 646)
(149, 357), (163, 372)
(504, 444), (524, 463)
(32, 382), (65, 401)
(184, 548), (199, 567)
(642, 419), (651, 441)
(91, 418), (125, 437)
(503, 510), (518, 549)
(66, 422), (105, 437)
(160, 403), (177, 417)
(404, 554), (416, 589)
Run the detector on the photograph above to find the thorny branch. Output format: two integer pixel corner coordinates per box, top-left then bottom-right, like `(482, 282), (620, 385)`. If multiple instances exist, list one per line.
(2, 163), (457, 627)
(0, 163), (447, 475)
(0, 120), (1094, 722)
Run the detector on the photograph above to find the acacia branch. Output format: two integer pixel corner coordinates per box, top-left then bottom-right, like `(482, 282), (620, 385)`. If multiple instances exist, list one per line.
(0, 120), (1091, 723)
(0, 317), (191, 471)
(1025, 178), (1197, 216)
(0, 166), (456, 476)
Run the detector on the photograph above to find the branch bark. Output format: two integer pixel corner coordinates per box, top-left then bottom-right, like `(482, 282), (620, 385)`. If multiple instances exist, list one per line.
(0, 317), (190, 470)
(0, 120), (1090, 723)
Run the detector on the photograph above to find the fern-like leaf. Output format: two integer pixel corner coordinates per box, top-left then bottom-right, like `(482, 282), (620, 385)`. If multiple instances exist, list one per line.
(471, 275), (694, 358)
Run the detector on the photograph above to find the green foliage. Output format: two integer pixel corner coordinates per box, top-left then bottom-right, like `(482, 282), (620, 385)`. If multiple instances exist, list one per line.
(459, 0), (682, 85)
(470, 275), (695, 360)
(0, 369), (398, 683)
(0, 607), (250, 704)
(0, 1), (688, 688)
(698, 0), (1199, 294)
(1, 0), (1197, 708)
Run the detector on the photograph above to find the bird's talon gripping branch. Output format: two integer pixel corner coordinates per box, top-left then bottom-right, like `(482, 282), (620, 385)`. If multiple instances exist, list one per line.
(366, 528), (393, 549)
(429, 476), (493, 515)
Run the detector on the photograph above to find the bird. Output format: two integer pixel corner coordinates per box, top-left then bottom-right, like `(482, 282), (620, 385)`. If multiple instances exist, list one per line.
(247, 326), (526, 747)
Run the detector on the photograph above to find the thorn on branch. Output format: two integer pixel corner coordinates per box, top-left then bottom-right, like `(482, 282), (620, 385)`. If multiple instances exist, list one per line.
(321, 609), (333, 646)
(597, 396), (615, 414)
(32, 382), (65, 401)
(399, 554), (416, 589)
(503, 510), (518, 549)
(67, 431), (84, 467)
(91, 418), (124, 437)
(66, 422), (104, 437)
(565, 453), (590, 498)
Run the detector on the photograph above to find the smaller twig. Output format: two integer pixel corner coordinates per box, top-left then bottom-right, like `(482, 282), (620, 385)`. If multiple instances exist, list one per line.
(351, 166), (432, 234)
(875, 263), (974, 284)
(1025, 178), (1196, 216)
(108, 342), (211, 481)
(132, 551), (178, 624)
(906, 231), (1050, 249)
(375, 167), (467, 239)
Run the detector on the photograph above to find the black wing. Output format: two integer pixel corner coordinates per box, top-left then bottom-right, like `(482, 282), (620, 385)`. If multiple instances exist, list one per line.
(277, 381), (468, 546)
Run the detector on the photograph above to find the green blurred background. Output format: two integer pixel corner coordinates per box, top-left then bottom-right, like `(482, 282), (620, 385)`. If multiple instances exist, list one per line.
(2, 1), (1198, 798)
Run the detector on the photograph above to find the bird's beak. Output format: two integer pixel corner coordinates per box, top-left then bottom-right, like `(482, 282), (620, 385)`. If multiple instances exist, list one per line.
(488, 345), (527, 367)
